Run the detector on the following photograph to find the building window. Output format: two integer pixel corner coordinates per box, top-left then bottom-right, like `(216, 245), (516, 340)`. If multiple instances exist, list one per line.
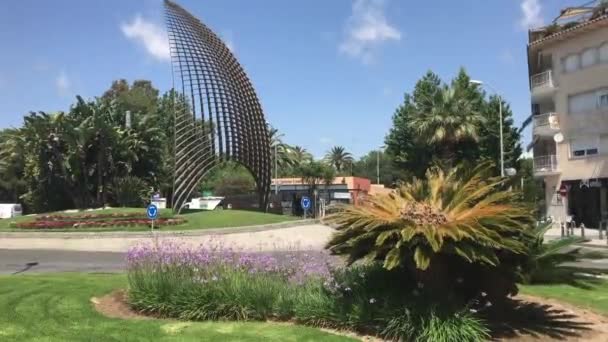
(570, 137), (599, 158)
(563, 54), (580, 72)
(569, 91), (597, 113)
(600, 43), (608, 63)
(599, 92), (608, 109)
(581, 48), (597, 68)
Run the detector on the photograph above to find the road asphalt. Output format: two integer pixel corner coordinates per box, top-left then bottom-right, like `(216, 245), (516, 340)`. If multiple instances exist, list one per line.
(1, 247), (607, 275)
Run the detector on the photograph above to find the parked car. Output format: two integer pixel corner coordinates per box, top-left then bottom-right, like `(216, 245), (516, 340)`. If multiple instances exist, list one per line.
(0, 203), (23, 219)
(184, 197), (225, 210)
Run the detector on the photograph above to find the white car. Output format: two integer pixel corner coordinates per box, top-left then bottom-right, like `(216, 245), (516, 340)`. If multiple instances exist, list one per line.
(0, 203), (23, 219)
(185, 197), (225, 210)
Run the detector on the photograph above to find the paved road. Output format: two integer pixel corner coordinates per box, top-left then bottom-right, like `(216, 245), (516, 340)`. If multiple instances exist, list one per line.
(0, 249), (125, 274)
(1, 247), (607, 275)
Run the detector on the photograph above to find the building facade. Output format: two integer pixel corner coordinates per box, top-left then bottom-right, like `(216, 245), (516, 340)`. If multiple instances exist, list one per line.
(528, 4), (608, 227)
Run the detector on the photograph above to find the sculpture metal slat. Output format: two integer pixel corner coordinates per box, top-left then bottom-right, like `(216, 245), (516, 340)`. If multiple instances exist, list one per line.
(165, 0), (271, 213)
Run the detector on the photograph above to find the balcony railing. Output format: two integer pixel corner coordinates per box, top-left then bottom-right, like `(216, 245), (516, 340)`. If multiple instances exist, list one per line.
(533, 155), (559, 174)
(533, 112), (559, 134)
(531, 70), (554, 90)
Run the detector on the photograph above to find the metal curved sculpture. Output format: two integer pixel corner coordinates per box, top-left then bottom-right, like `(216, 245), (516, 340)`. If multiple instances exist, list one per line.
(164, 0), (271, 213)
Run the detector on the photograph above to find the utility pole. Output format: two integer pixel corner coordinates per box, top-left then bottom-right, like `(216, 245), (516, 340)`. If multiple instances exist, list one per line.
(470, 80), (504, 177)
(274, 144), (278, 194)
(376, 149), (380, 184)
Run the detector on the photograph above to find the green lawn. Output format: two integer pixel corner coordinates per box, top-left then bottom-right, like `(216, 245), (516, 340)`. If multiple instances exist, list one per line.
(520, 279), (608, 315)
(0, 208), (297, 232)
(0, 273), (355, 342)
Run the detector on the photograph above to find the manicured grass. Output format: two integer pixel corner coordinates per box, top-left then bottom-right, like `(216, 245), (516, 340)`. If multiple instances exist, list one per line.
(0, 273), (355, 342)
(0, 208), (296, 232)
(520, 279), (608, 315)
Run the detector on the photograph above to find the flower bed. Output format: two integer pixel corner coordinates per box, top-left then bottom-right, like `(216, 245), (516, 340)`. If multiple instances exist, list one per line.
(36, 213), (146, 221)
(16, 218), (186, 229)
(126, 241), (490, 341)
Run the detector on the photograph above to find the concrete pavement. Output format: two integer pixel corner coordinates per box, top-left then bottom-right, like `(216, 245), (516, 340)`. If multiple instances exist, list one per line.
(0, 224), (334, 252)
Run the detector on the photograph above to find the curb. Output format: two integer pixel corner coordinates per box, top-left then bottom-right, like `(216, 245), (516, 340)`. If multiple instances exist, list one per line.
(0, 219), (320, 239)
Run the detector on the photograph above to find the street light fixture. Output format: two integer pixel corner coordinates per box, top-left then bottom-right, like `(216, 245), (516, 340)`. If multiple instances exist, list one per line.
(470, 79), (505, 178)
(376, 145), (385, 185)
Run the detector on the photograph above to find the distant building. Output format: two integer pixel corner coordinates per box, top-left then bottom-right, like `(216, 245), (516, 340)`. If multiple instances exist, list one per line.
(527, 2), (608, 227)
(272, 176), (371, 204)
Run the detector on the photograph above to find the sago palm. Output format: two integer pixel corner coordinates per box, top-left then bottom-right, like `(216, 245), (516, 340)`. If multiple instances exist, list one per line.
(325, 162), (534, 271)
(520, 223), (606, 286)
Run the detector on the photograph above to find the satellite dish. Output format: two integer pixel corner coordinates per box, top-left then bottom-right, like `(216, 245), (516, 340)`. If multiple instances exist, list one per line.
(553, 133), (564, 143)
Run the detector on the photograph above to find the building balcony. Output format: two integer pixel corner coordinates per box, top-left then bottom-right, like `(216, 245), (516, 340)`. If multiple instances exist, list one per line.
(530, 70), (556, 99)
(533, 155), (560, 176)
(532, 112), (559, 136)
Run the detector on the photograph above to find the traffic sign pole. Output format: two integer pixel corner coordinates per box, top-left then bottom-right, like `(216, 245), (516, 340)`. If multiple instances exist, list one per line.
(147, 204), (159, 232)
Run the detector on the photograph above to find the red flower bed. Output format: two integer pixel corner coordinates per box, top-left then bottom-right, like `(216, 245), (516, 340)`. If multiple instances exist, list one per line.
(17, 218), (186, 229)
(36, 212), (145, 221)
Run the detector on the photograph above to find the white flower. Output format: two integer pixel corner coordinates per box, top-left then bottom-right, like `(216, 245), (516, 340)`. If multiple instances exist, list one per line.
(344, 287), (352, 292)
(470, 309), (478, 313)
(481, 292), (487, 297)
(369, 298), (377, 304)
(211, 275), (218, 281)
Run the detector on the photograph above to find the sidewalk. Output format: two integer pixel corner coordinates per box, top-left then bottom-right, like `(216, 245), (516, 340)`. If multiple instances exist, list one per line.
(545, 227), (608, 248)
(0, 224), (334, 253)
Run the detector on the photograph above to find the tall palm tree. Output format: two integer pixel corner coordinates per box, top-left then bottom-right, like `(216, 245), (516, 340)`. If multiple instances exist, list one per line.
(267, 124), (295, 173)
(0, 129), (26, 202)
(324, 146), (353, 172)
(290, 145), (313, 167)
(409, 85), (484, 168)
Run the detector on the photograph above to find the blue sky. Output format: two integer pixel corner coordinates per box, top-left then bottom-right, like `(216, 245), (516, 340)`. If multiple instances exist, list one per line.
(0, 0), (576, 158)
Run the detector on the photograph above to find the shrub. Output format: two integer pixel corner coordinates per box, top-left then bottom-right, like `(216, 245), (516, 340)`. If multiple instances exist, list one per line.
(324, 163), (534, 304)
(382, 307), (489, 342)
(110, 176), (150, 207)
(126, 241), (491, 341)
(520, 223), (606, 285)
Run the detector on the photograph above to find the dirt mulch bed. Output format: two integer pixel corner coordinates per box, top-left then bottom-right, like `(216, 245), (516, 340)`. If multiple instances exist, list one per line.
(92, 290), (608, 341)
(91, 290), (152, 320)
(488, 294), (608, 341)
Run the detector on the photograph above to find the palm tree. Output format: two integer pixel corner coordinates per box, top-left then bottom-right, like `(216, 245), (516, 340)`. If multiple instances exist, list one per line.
(0, 129), (26, 202)
(267, 124), (295, 173)
(409, 85), (484, 168)
(290, 145), (313, 166)
(324, 146), (353, 172)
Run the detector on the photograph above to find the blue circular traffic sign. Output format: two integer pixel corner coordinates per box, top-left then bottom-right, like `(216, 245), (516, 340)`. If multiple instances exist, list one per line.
(301, 196), (311, 210)
(147, 204), (158, 220)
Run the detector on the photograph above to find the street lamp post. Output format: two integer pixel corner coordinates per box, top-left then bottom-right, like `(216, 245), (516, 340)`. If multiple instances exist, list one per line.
(274, 144), (279, 194)
(470, 80), (504, 177)
(376, 149), (380, 184)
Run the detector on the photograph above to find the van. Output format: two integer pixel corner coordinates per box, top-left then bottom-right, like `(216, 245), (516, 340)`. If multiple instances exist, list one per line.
(0, 203), (23, 219)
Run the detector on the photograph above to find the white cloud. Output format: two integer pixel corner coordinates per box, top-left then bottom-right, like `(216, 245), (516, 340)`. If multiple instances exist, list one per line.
(319, 137), (333, 145)
(519, 0), (544, 30)
(56, 71), (71, 96)
(121, 14), (170, 62)
(339, 0), (401, 64)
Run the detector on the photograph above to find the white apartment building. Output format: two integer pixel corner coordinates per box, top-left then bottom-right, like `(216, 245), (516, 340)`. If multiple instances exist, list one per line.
(528, 2), (608, 228)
